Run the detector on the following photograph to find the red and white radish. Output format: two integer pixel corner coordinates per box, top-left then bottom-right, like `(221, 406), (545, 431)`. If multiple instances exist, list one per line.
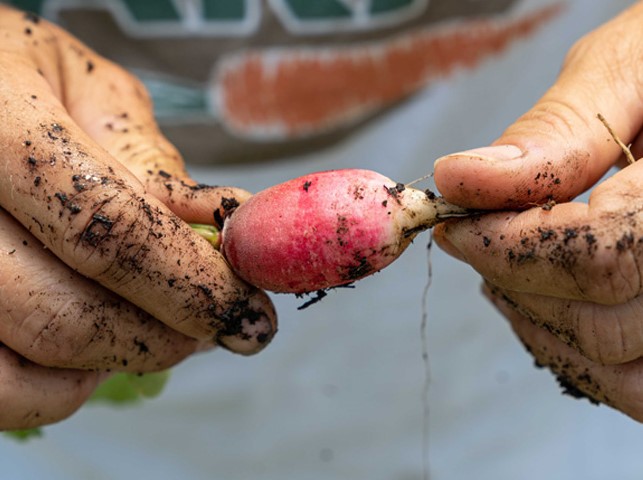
(218, 169), (471, 294)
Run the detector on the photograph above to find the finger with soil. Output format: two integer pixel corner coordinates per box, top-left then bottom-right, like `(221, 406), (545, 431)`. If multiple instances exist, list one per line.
(0, 208), (198, 371)
(492, 295), (643, 423)
(434, 161), (643, 306)
(0, 12), (276, 354)
(483, 282), (643, 366)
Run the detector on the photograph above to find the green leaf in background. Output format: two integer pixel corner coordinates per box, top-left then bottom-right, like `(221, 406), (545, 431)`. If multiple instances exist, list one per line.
(2, 428), (43, 442)
(89, 370), (171, 404)
(3, 370), (171, 442)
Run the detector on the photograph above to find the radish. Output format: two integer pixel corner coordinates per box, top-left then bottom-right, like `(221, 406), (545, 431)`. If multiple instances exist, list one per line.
(217, 169), (472, 294)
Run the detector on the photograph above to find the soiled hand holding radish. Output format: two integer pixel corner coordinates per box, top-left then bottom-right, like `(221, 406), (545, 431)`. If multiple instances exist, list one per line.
(0, 6), (276, 430)
(432, 2), (643, 422)
(4, 0), (641, 435)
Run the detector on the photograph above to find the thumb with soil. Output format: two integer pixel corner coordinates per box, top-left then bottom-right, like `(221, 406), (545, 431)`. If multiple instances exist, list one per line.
(431, 2), (643, 422)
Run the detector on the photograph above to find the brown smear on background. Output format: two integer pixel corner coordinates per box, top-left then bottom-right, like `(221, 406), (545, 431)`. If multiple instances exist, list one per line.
(217, 3), (562, 140)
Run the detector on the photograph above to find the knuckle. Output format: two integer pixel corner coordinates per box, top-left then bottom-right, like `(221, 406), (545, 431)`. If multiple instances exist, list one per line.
(577, 234), (642, 306)
(21, 294), (84, 367)
(561, 14), (643, 108)
(58, 188), (163, 287)
(512, 97), (585, 144)
(576, 307), (629, 365)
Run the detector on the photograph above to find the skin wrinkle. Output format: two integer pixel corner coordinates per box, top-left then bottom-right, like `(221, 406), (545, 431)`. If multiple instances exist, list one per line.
(564, 255), (587, 299)
(64, 303), (108, 363)
(4, 276), (51, 340)
(70, 194), (118, 261)
(534, 96), (593, 144)
(586, 307), (609, 365)
(72, 197), (122, 267)
(103, 216), (144, 287)
(102, 209), (159, 285)
(600, 225), (643, 304)
(616, 249), (639, 300)
(631, 248), (643, 298)
(621, 297), (643, 361)
(51, 30), (67, 109)
(590, 30), (643, 115)
(25, 295), (78, 365)
(616, 313), (629, 365)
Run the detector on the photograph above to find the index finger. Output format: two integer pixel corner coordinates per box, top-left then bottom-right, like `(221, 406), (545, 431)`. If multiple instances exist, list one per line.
(0, 7), (276, 354)
(50, 20), (252, 226)
(434, 161), (643, 306)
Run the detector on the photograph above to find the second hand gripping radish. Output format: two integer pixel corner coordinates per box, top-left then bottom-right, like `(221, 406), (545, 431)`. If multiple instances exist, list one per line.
(210, 169), (474, 294)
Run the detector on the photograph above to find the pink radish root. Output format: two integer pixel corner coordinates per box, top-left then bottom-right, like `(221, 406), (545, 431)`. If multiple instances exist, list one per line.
(218, 169), (471, 294)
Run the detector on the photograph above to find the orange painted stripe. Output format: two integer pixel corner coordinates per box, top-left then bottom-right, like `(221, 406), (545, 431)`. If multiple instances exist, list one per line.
(216, 3), (563, 140)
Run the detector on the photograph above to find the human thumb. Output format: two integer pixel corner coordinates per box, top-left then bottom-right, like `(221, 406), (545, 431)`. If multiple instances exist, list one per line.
(433, 2), (643, 210)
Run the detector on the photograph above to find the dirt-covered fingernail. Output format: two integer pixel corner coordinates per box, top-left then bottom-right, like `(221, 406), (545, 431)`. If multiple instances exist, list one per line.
(215, 295), (277, 356)
(435, 145), (524, 166)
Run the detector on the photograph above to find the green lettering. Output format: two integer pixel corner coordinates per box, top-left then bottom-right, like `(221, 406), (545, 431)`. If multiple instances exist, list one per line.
(370, 0), (414, 14)
(283, 0), (351, 19)
(202, 0), (244, 20)
(121, 0), (181, 22)
(6, 0), (46, 15)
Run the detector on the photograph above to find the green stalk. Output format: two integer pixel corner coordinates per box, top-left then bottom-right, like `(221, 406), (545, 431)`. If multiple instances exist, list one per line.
(190, 223), (221, 249)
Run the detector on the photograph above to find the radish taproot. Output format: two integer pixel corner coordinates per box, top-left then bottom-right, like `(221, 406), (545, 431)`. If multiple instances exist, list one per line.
(216, 169), (472, 294)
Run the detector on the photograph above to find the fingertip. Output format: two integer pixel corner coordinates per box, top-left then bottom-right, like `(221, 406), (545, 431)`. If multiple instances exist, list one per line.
(434, 144), (589, 210)
(215, 290), (278, 356)
(434, 145), (524, 209)
(147, 175), (252, 225)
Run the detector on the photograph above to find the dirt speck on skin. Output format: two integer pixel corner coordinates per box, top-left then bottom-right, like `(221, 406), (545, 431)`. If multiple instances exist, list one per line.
(221, 197), (240, 217)
(538, 228), (556, 241)
(563, 228), (577, 244)
(81, 213), (114, 247)
(133, 337), (150, 355)
(616, 231), (635, 253)
(541, 198), (556, 211)
(214, 197), (241, 226)
(24, 12), (40, 24)
(521, 334), (605, 406)
(384, 183), (405, 204)
(552, 366), (602, 406)
(503, 223), (601, 273)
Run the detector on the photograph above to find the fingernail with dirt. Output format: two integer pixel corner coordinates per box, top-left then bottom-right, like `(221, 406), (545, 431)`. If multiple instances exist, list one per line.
(216, 296), (278, 356)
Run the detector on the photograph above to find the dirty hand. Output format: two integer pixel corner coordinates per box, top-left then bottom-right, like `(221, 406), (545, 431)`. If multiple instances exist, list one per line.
(0, 6), (276, 430)
(433, 3), (643, 421)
